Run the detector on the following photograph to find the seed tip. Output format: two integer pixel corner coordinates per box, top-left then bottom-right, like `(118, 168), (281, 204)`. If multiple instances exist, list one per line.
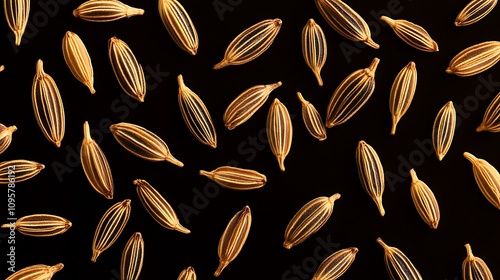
(445, 67), (453, 74)
(476, 124), (486, 132)
(214, 261), (228, 277)
(214, 60), (229, 70)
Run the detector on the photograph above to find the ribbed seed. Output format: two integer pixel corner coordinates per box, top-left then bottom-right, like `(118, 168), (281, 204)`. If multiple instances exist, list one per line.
(312, 247), (358, 280)
(356, 141), (385, 216)
(81, 121), (114, 199)
(214, 18), (282, 69)
(389, 62), (417, 135)
(446, 41), (500, 77)
(109, 37), (146, 102)
(134, 179), (190, 233)
(0, 124), (17, 154)
(297, 92), (327, 141)
(377, 238), (422, 280)
(32, 59), (65, 147)
(178, 266), (196, 280)
(266, 98), (293, 171)
(1, 214), (71, 237)
(223, 81), (282, 130)
(178, 74), (217, 148)
(92, 199), (131, 262)
(463, 244), (494, 280)
(326, 58), (379, 128)
(409, 169), (440, 229)
(477, 91), (500, 132)
(158, 0), (198, 55)
(109, 122), (183, 166)
(199, 166), (266, 190)
(432, 101), (456, 161)
(463, 152), (500, 210)
(455, 0), (497, 26)
(380, 16), (438, 52)
(302, 19), (327, 86)
(62, 31), (95, 94)
(0, 159), (44, 184)
(314, 0), (379, 49)
(284, 194), (341, 249)
(214, 206), (251, 277)
(6, 263), (63, 280)
(4, 0), (29, 46)
(73, 0), (144, 22)
(121, 232), (144, 280)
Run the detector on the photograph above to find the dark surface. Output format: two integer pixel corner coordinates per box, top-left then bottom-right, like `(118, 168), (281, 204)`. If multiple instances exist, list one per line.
(1, 0), (499, 279)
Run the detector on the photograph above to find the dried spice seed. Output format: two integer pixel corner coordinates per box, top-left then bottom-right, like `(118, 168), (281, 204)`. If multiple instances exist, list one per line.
(377, 238), (422, 280)
(477, 91), (500, 132)
(380, 16), (439, 52)
(178, 266), (196, 280)
(432, 101), (456, 161)
(446, 41), (500, 77)
(121, 232), (144, 280)
(266, 98), (293, 171)
(462, 244), (494, 280)
(6, 263), (63, 280)
(4, 0), (29, 46)
(1, 214), (71, 237)
(297, 92), (327, 141)
(312, 247), (358, 280)
(409, 169), (440, 229)
(0, 124), (17, 154)
(73, 0), (144, 22)
(463, 152), (500, 209)
(0, 65), (4, 72)
(455, 0), (497, 27)
(284, 194), (341, 249)
(389, 62), (417, 135)
(62, 31), (95, 94)
(199, 166), (267, 190)
(356, 141), (386, 216)
(302, 19), (327, 86)
(158, 0), (198, 55)
(0, 159), (44, 184)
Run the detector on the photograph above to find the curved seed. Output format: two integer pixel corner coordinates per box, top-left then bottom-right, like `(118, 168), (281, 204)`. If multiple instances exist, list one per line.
(314, 0), (378, 49)
(284, 194), (341, 249)
(297, 92), (327, 141)
(463, 243), (494, 280)
(455, 0), (497, 27)
(380, 16), (438, 52)
(158, 0), (198, 55)
(0, 65), (4, 72)
(389, 62), (417, 135)
(32, 59), (65, 147)
(178, 266), (196, 280)
(356, 141), (385, 216)
(62, 31), (95, 94)
(92, 199), (131, 262)
(223, 81), (282, 130)
(214, 206), (251, 277)
(80, 121), (114, 199)
(109, 122), (183, 166)
(214, 18), (282, 69)
(73, 0), (144, 22)
(266, 98), (293, 171)
(477, 91), (500, 132)
(326, 58), (379, 128)
(376, 238), (422, 280)
(446, 41), (500, 77)
(4, 0), (29, 46)
(1, 214), (71, 237)
(432, 101), (456, 161)
(409, 169), (440, 229)
(134, 179), (190, 233)
(6, 263), (63, 280)
(199, 166), (266, 190)
(312, 247), (358, 280)
(302, 19), (327, 86)
(121, 232), (144, 280)
(0, 124), (17, 154)
(463, 152), (500, 209)
(0, 159), (44, 184)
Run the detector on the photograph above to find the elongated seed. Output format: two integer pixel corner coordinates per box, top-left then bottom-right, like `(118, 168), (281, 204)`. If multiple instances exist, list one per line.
(314, 0), (378, 49)
(446, 41), (500, 77)
(455, 0), (497, 26)
(463, 152), (500, 209)
(4, 0), (29, 46)
(109, 122), (183, 166)
(477, 91), (500, 132)
(200, 166), (266, 190)
(0, 159), (44, 184)
(284, 194), (341, 249)
(432, 101), (456, 161)
(178, 266), (196, 280)
(356, 141), (385, 216)
(0, 124), (17, 154)
(223, 81), (282, 130)
(92, 199), (131, 262)
(267, 98), (293, 171)
(32, 59), (65, 147)
(215, 206), (251, 277)
(389, 62), (417, 135)
(380, 16), (438, 52)
(121, 232), (144, 280)
(81, 121), (114, 199)
(302, 19), (327, 86)
(6, 263), (63, 280)
(463, 244), (494, 280)
(0, 65), (4, 72)
(297, 92), (327, 141)
(326, 58), (379, 128)
(62, 31), (95, 94)
(377, 238), (422, 280)
(1, 214), (71, 237)
(178, 75), (217, 148)
(73, 0), (144, 22)
(409, 169), (440, 229)
(312, 247), (358, 280)
(158, 0), (198, 55)
(214, 18), (282, 69)
(134, 179), (190, 233)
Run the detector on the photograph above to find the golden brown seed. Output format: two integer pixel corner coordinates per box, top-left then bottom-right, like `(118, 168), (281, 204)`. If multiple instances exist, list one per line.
(223, 81), (282, 130)
(80, 121), (114, 199)
(158, 0), (198, 55)
(214, 18), (282, 69)
(463, 243), (494, 280)
(380, 16), (439, 52)
(134, 179), (190, 233)
(178, 74), (217, 148)
(1, 214), (71, 237)
(73, 0), (144, 22)
(4, 0), (29, 46)
(302, 19), (327, 86)
(121, 232), (144, 280)
(0, 124), (17, 154)
(62, 31), (95, 94)
(455, 0), (497, 27)
(92, 199), (131, 262)
(446, 41), (500, 77)
(463, 152), (500, 210)
(266, 98), (293, 171)
(326, 58), (379, 128)
(109, 122), (183, 166)
(6, 263), (63, 280)
(199, 166), (266, 190)
(0, 65), (4, 72)
(178, 266), (196, 280)
(284, 194), (341, 249)
(389, 62), (417, 135)
(0, 159), (44, 184)
(432, 101), (456, 161)
(314, 0), (378, 49)
(215, 206), (251, 277)
(409, 169), (440, 229)
(32, 59), (65, 147)
(377, 238), (423, 280)
(297, 92), (327, 141)
(312, 247), (358, 280)
(356, 141), (385, 216)
(477, 91), (500, 132)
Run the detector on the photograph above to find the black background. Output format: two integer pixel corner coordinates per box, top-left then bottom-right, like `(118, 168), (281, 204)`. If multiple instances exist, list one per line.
(1, 0), (500, 279)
